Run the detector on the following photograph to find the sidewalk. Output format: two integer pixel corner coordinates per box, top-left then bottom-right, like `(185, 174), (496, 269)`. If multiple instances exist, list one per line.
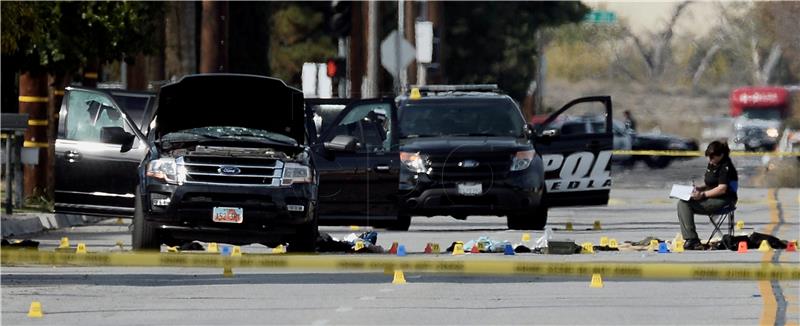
(1, 212), (107, 237)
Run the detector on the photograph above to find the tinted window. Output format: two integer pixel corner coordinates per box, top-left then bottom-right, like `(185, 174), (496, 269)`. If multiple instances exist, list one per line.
(66, 91), (132, 142)
(111, 94), (151, 128)
(399, 98), (524, 138)
(329, 103), (391, 153)
(742, 108), (781, 120)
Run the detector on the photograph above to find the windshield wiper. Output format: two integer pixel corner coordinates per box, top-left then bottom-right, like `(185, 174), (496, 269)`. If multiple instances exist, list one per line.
(221, 133), (296, 145)
(450, 132), (501, 137)
(401, 133), (441, 138)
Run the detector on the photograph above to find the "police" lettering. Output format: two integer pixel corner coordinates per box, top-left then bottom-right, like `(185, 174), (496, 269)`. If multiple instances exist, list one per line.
(542, 151), (612, 192)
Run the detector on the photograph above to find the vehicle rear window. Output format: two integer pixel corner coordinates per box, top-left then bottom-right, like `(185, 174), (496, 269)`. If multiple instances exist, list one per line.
(399, 99), (524, 138)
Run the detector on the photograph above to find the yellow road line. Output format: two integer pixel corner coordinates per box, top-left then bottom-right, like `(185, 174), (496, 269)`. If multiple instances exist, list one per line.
(759, 189), (780, 325)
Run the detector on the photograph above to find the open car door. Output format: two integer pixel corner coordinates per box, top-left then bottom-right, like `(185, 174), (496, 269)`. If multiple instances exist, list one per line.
(54, 88), (150, 217)
(311, 98), (401, 225)
(535, 96), (613, 207)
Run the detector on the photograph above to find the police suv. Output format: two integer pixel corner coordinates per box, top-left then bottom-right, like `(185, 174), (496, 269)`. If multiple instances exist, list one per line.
(310, 85), (613, 230)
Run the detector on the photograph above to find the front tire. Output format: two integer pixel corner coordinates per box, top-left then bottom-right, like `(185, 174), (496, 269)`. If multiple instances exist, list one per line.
(385, 214), (411, 231)
(507, 206), (548, 230)
(288, 214), (319, 253)
(132, 188), (161, 251)
(644, 156), (671, 169)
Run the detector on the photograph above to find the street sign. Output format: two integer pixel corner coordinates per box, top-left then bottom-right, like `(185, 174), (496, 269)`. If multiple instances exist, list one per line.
(415, 21), (433, 64)
(585, 10), (617, 24)
(380, 30), (416, 78)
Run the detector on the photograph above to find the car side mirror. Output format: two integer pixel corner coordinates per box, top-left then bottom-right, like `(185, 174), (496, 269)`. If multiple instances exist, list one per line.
(539, 128), (559, 138)
(324, 135), (358, 152)
(100, 126), (135, 150)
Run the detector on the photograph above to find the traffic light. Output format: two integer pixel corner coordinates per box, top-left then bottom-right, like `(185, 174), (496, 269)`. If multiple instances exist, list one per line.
(326, 58), (346, 78)
(329, 1), (352, 37)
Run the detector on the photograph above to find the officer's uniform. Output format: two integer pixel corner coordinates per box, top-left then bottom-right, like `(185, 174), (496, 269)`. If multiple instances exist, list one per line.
(677, 156), (738, 242)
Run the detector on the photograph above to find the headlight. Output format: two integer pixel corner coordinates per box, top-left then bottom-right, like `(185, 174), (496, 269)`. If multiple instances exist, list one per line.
(146, 157), (186, 184)
(766, 128), (779, 138)
(400, 152), (428, 173)
(511, 150), (535, 171)
(282, 162), (311, 185)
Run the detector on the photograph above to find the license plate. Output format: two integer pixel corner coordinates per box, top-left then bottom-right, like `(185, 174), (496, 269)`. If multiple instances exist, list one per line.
(457, 183), (482, 196)
(212, 207), (244, 224)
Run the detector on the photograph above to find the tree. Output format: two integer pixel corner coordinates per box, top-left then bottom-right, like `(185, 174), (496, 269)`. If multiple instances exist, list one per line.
(2, 2), (164, 75)
(690, 2), (799, 88)
(1, 2), (163, 199)
(626, 1), (691, 82)
(269, 3), (337, 85)
(443, 2), (589, 101)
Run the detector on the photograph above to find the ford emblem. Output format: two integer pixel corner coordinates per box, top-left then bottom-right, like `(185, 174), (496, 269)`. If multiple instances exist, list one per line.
(218, 166), (241, 175)
(458, 160), (480, 168)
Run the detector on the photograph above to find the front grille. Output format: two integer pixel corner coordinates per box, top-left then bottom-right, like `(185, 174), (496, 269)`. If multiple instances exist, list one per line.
(427, 153), (512, 181)
(180, 155), (283, 186)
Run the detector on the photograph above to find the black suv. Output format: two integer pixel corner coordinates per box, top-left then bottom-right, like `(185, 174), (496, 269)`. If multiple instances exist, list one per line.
(55, 74), (318, 251)
(308, 85), (614, 230)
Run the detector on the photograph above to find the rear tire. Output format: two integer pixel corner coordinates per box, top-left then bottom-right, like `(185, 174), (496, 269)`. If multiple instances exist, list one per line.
(132, 188), (161, 251)
(507, 206), (548, 230)
(644, 156), (671, 169)
(385, 214), (411, 231)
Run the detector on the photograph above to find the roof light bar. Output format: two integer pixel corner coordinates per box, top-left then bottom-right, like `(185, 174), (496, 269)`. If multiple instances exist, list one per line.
(411, 84), (499, 92)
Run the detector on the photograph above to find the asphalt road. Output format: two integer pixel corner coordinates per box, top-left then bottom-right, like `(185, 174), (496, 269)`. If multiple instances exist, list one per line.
(2, 185), (798, 325)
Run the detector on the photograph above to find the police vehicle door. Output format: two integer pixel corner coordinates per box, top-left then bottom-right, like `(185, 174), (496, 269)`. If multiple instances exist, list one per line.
(312, 98), (400, 223)
(55, 88), (149, 217)
(536, 96), (612, 207)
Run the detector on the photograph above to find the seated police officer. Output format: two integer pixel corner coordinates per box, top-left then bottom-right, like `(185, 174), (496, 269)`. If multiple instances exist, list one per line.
(677, 140), (738, 250)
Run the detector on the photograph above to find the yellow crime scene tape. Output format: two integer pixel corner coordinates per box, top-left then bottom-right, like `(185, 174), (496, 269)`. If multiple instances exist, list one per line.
(2, 249), (798, 281)
(612, 150), (800, 157)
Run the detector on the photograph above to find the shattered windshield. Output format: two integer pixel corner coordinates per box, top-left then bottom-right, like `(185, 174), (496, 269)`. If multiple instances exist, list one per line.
(399, 99), (525, 138)
(161, 126), (298, 145)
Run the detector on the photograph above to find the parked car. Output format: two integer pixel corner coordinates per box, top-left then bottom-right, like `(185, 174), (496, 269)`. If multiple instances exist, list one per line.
(537, 115), (698, 169)
(55, 74), (319, 251)
(631, 129), (699, 168)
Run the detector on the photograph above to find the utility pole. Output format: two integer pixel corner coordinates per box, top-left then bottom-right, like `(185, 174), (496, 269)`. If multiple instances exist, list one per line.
(364, 1), (379, 98)
(200, 1), (229, 73)
(404, 0), (417, 85)
(349, 1), (364, 98)
(18, 71), (48, 199)
(396, 0), (406, 93)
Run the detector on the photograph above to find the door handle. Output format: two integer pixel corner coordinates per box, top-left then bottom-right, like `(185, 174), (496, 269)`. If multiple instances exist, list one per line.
(65, 150), (82, 162)
(374, 164), (391, 173)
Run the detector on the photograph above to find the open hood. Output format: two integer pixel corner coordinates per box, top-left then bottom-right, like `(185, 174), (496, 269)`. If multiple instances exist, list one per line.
(154, 74), (305, 143)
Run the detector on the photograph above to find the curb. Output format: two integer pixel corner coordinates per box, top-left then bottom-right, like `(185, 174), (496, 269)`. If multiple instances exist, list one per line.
(1, 213), (107, 237)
